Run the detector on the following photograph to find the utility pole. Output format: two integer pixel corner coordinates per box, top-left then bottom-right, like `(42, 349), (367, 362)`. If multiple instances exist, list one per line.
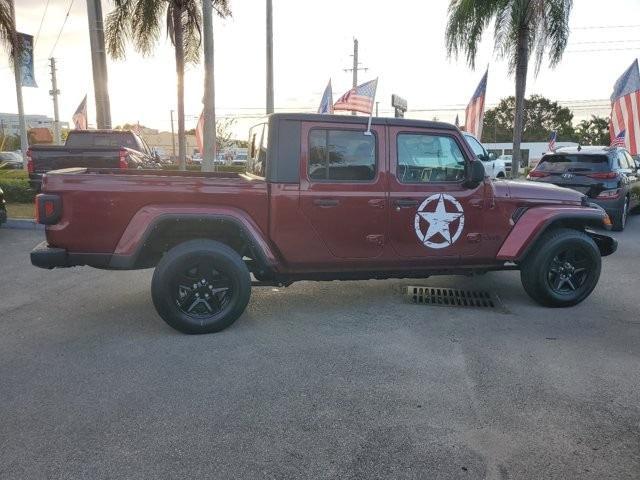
(49, 58), (61, 144)
(266, 0), (274, 114)
(201, 0), (216, 172)
(86, 0), (112, 129)
(170, 110), (176, 161)
(343, 38), (367, 115)
(10, 0), (29, 167)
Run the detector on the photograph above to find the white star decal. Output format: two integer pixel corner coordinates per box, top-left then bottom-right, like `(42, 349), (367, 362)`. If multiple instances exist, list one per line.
(414, 194), (465, 249)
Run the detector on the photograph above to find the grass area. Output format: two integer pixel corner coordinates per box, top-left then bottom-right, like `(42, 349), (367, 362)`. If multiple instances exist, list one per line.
(6, 202), (34, 219)
(0, 168), (28, 179)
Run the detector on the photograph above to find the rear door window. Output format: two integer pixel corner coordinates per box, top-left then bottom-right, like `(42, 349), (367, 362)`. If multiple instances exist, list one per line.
(308, 129), (376, 182)
(537, 154), (610, 173)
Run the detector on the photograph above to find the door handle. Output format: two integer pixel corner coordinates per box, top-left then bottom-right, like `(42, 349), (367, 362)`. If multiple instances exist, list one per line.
(394, 199), (418, 209)
(313, 198), (340, 207)
(368, 199), (385, 209)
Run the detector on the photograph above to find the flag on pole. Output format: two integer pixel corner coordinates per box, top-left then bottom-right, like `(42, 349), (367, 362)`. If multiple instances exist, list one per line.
(17, 33), (37, 87)
(609, 59), (640, 155)
(465, 69), (488, 139)
(318, 79), (334, 114)
(72, 95), (88, 130)
(611, 129), (626, 148)
(548, 131), (557, 151)
(195, 112), (204, 154)
(333, 78), (378, 115)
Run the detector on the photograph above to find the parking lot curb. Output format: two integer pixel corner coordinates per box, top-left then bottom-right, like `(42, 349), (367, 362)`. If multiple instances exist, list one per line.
(2, 218), (44, 230)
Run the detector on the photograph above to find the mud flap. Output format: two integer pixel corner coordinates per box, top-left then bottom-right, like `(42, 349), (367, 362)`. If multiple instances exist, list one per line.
(586, 231), (618, 257)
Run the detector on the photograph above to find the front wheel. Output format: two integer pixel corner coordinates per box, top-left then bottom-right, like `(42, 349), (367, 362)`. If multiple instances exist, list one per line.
(520, 228), (601, 307)
(151, 240), (251, 334)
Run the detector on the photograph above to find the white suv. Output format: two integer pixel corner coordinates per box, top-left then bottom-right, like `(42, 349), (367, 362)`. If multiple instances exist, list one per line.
(462, 132), (507, 179)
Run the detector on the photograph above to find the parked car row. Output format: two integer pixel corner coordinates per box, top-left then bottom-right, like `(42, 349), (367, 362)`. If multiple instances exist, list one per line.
(0, 151), (24, 169)
(527, 146), (639, 231)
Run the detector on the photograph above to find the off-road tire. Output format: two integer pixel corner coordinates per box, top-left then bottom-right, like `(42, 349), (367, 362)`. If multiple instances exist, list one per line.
(151, 239), (251, 334)
(611, 196), (629, 231)
(520, 228), (601, 307)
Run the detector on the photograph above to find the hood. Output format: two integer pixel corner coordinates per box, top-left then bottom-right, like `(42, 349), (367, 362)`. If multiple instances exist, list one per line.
(495, 179), (584, 204)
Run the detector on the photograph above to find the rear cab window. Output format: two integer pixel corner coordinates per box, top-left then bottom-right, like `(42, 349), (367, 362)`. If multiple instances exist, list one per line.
(537, 154), (610, 173)
(308, 129), (376, 182)
(66, 132), (137, 149)
(247, 123), (268, 177)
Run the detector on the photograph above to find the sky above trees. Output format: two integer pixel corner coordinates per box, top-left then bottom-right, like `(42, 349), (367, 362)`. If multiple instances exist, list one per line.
(2, 0), (639, 137)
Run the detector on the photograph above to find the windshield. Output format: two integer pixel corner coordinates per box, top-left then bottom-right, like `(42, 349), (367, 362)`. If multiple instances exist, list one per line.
(464, 135), (486, 159)
(537, 154), (609, 173)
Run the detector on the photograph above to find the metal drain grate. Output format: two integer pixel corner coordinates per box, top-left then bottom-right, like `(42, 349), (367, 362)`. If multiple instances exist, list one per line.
(405, 286), (504, 310)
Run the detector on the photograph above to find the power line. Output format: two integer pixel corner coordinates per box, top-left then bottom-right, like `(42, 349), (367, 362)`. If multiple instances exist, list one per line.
(49, 0), (75, 58)
(565, 47), (640, 53)
(34, 0), (51, 47)
(570, 39), (640, 45)
(573, 24), (640, 30)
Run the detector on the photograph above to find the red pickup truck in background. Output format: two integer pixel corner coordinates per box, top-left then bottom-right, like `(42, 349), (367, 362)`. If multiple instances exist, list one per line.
(31, 114), (616, 334)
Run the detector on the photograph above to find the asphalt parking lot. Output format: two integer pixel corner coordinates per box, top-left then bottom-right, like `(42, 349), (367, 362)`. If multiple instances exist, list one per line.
(1, 219), (639, 479)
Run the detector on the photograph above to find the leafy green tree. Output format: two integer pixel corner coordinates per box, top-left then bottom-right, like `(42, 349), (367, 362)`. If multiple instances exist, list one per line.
(0, 0), (18, 62)
(483, 95), (574, 142)
(574, 115), (610, 146)
(105, 0), (231, 170)
(446, 0), (573, 177)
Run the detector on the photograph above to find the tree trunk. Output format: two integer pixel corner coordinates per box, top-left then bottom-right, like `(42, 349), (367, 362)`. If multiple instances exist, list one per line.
(512, 28), (529, 179)
(173, 5), (187, 171)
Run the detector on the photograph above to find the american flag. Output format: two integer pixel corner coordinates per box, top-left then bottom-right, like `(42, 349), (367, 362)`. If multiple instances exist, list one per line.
(318, 79), (334, 114)
(548, 131), (557, 151)
(72, 95), (87, 130)
(465, 69), (488, 139)
(333, 78), (377, 115)
(610, 59), (640, 155)
(610, 129), (626, 148)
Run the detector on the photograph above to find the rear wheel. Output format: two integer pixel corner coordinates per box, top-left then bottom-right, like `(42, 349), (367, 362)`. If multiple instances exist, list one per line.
(612, 196), (629, 231)
(151, 240), (251, 334)
(520, 228), (601, 307)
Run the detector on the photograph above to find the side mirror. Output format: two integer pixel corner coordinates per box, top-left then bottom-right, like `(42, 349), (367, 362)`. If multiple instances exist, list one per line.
(464, 160), (486, 188)
(488, 152), (497, 160)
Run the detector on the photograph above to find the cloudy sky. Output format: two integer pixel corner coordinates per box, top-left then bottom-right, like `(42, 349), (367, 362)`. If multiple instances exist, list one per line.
(2, 0), (639, 136)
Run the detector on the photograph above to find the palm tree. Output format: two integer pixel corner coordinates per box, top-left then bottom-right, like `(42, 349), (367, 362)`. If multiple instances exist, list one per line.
(445, 0), (573, 177)
(0, 0), (19, 62)
(105, 0), (230, 170)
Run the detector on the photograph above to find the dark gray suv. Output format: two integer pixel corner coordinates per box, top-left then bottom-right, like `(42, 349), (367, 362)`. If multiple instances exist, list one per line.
(527, 146), (639, 231)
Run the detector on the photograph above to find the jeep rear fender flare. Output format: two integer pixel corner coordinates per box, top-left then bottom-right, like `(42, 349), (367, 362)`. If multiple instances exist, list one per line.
(111, 205), (278, 269)
(496, 206), (608, 262)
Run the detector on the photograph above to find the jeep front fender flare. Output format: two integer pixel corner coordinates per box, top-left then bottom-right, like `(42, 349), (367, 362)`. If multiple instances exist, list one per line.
(496, 206), (608, 262)
(109, 205), (279, 270)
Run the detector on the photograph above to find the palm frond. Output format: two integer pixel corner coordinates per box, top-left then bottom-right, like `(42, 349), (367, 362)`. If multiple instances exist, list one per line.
(212, 0), (232, 18)
(445, 0), (507, 69)
(0, 0), (18, 62)
(182, 0), (202, 63)
(105, 0), (135, 59)
(130, 0), (165, 57)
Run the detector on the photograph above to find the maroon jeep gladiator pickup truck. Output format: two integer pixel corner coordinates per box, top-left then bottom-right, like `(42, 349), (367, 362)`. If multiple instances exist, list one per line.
(31, 114), (617, 334)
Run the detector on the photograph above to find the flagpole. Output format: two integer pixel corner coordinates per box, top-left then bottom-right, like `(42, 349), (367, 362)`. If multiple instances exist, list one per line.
(364, 78), (378, 136)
